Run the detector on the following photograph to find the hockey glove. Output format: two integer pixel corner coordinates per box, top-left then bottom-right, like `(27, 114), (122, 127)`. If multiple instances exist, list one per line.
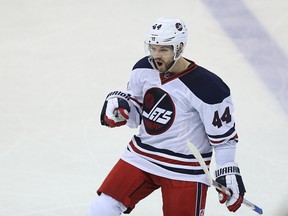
(100, 91), (131, 128)
(215, 162), (246, 212)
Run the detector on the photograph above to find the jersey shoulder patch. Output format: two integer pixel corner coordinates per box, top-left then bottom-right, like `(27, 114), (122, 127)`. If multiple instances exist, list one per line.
(132, 56), (153, 70)
(179, 66), (230, 104)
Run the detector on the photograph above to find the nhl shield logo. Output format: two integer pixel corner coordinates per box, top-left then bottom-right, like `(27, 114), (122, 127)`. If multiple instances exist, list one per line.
(200, 209), (205, 216)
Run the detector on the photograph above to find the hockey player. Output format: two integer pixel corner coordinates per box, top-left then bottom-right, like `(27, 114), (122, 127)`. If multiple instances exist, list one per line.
(88, 17), (246, 216)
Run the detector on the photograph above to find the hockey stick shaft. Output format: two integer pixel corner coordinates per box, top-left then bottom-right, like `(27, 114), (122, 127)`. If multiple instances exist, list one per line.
(212, 180), (263, 214)
(187, 142), (263, 215)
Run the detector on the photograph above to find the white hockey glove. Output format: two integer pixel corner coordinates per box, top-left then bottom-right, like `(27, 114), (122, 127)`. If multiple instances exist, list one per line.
(215, 162), (246, 212)
(100, 91), (131, 128)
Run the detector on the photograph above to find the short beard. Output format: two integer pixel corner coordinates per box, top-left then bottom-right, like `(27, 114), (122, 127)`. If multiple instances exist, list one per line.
(158, 60), (175, 73)
(149, 57), (175, 73)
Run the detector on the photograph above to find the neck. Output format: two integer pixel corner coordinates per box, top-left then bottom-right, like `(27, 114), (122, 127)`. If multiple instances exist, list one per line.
(169, 57), (190, 74)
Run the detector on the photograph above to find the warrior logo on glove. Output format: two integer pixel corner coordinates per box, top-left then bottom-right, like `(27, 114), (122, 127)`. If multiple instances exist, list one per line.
(215, 162), (246, 212)
(100, 91), (131, 128)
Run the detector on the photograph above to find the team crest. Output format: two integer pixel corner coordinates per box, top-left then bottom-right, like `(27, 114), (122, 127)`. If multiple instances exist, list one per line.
(142, 87), (175, 135)
(175, 22), (183, 31)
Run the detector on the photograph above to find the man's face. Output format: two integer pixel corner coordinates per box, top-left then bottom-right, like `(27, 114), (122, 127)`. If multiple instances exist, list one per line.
(149, 45), (174, 73)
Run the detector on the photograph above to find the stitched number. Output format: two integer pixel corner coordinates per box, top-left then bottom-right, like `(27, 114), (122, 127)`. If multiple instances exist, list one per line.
(212, 107), (232, 128)
(221, 106), (232, 123)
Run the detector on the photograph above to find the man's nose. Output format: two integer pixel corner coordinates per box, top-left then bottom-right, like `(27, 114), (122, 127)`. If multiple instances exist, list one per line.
(153, 50), (161, 58)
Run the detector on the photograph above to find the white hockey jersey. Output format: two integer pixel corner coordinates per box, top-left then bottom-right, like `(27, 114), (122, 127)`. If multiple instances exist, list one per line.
(121, 56), (238, 185)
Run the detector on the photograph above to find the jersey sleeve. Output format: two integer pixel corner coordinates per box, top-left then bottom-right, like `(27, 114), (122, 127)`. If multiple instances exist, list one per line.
(125, 66), (145, 128)
(199, 95), (238, 145)
(181, 66), (238, 146)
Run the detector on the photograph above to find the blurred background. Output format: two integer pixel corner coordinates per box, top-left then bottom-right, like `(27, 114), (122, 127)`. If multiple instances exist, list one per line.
(0, 0), (288, 215)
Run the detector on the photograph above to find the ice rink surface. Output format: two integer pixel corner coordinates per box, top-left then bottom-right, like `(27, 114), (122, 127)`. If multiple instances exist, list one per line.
(0, 0), (288, 215)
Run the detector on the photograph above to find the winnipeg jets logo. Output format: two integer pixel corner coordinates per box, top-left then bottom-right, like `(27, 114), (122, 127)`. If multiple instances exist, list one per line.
(175, 22), (183, 31)
(142, 88), (175, 135)
(143, 94), (172, 124)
